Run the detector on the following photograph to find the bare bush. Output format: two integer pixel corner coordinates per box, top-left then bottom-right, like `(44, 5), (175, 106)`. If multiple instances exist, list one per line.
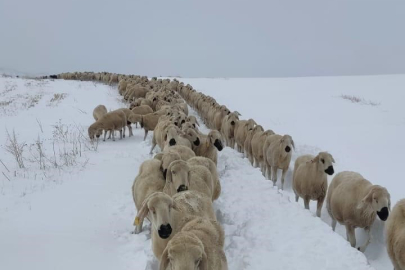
(3, 129), (26, 168)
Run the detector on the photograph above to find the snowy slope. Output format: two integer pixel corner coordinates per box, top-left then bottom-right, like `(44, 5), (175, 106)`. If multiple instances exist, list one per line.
(181, 75), (405, 270)
(0, 75), (396, 269)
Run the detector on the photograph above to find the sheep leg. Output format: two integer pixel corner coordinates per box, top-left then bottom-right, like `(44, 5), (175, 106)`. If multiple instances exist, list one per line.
(103, 130), (107, 142)
(331, 218), (337, 231)
(135, 122), (138, 128)
(265, 164), (271, 180)
(112, 130), (116, 141)
(346, 225), (356, 247)
(271, 167), (278, 187)
(280, 168), (288, 190)
(128, 125), (133, 137)
(304, 197), (310, 210)
(143, 129), (149, 141)
(357, 227), (371, 252)
(150, 142), (157, 155)
(119, 129), (123, 139)
(316, 197), (325, 217)
(295, 193), (299, 202)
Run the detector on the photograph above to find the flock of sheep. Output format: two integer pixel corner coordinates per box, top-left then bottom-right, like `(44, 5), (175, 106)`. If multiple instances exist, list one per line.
(49, 71), (404, 270)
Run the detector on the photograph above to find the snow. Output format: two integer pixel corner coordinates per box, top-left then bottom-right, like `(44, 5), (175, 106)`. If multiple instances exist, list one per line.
(1, 75), (402, 269)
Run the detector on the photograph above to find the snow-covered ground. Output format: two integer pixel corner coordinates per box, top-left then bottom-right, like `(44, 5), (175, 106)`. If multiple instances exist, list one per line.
(0, 75), (402, 269)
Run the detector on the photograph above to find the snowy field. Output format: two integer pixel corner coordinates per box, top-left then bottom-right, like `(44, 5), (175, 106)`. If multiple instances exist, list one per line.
(0, 75), (403, 269)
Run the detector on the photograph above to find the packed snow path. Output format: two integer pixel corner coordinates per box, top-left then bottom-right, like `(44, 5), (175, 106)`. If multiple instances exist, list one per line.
(0, 76), (390, 269)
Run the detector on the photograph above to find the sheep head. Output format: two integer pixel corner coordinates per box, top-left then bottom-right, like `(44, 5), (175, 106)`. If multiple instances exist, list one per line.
(312, 152), (335, 175)
(160, 232), (208, 270)
(279, 135), (294, 154)
(135, 192), (174, 240)
(183, 128), (200, 146)
(208, 130), (223, 151)
(359, 185), (391, 221)
(166, 160), (190, 195)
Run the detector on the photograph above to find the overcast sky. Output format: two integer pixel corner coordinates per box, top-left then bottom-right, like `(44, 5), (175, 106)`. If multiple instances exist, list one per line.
(1, 0), (404, 77)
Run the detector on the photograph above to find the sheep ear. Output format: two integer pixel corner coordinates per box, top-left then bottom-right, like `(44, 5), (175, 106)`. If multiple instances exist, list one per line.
(164, 134), (168, 141)
(235, 111), (241, 116)
(332, 157), (335, 163)
(196, 119), (200, 126)
(159, 247), (170, 270)
(358, 189), (374, 209)
(291, 140), (295, 150)
(312, 155), (319, 163)
(199, 250), (209, 270)
(166, 168), (172, 183)
(134, 200), (149, 226)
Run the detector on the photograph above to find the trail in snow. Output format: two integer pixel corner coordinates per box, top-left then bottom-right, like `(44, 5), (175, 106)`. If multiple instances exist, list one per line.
(0, 77), (385, 270)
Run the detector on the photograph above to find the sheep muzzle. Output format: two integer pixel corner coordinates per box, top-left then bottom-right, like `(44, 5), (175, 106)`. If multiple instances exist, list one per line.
(324, 166), (334, 175)
(377, 207), (389, 221)
(158, 224), (172, 239)
(169, 138), (176, 146)
(214, 140), (223, 151)
(194, 137), (200, 146)
(177, 185), (188, 192)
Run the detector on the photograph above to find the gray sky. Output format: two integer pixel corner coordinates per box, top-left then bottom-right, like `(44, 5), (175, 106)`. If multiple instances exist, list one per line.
(1, 0), (405, 78)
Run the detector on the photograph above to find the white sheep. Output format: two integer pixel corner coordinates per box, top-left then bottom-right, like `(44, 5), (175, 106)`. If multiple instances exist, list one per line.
(326, 171), (391, 252)
(251, 129), (275, 169)
(234, 118), (256, 153)
(263, 134), (294, 189)
(244, 125), (264, 166)
(385, 199), (405, 270)
(220, 111), (240, 148)
(135, 191), (216, 261)
(92, 104), (107, 121)
(160, 217), (227, 270)
(292, 152), (335, 217)
(187, 156), (221, 201)
(88, 110), (126, 141)
(194, 130), (223, 165)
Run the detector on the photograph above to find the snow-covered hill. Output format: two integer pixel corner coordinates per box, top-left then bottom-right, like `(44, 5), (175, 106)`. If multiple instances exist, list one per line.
(0, 75), (402, 269)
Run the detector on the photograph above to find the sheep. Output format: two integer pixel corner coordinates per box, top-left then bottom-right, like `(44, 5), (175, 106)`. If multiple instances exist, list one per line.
(160, 217), (227, 270)
(194, 130), (223, 165)
(187, 156), (221, 201)
(213, 105), (230, 131)
(263, 134), (294, 189)
(386, 199), (405, 270)
(135, 191), (216, 261)
(164, 127), (200, 151)
(132, 159), (166, 234)
(167, 160), (215, 200)
(163, 145), (196, 161)
(244, 125), (264, 165)
(292, 152), (335, 217)
(131, 105), (153, 115)
(137, 110), (171, 140)
(251, 129), (275, 169)
(326, 171), (391, 252)
(186, 115), (200, 129)
(220, 111), (240, 148)
(130, 98), (153, 109)
(92, 105), (107, 121)
(88, 110), (126, 141)
(132, 160), (191, 234)
(234, 118), (256, 153)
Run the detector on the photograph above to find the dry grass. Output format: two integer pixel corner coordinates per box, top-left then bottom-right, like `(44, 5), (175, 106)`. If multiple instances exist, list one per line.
(50, 93), (67, 104)
(340, 95), (380, 107)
